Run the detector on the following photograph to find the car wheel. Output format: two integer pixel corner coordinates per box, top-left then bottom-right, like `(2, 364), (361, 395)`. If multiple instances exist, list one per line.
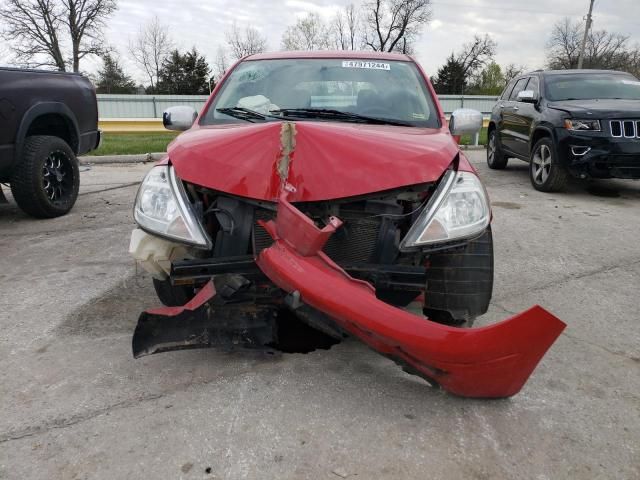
(10, 135), (80, 218)
(486, 129), (508, 169)
(152, 278), (197, 307)
(529, 137), (569, 192)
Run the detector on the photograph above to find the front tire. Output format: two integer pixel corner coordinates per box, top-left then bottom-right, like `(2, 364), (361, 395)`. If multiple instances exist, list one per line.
(152, 278), (197, 307)
(487, 129), (508, 169)
(10, 135), (80, 218)
(529, 137), (569, 192)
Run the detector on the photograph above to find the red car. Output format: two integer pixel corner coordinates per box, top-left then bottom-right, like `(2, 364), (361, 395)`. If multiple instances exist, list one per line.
(129, 51), (565, 398)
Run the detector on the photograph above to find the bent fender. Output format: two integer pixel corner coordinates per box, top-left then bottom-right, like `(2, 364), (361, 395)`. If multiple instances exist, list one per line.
(256, 192), (566, 398)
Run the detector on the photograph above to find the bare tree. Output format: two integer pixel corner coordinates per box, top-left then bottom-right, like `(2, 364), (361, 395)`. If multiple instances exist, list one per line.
(0, 0), (115, 72)
(65, 0), (117, 72)
(282, 13), (330, 51)
(362, 0), (432, 53)
(503, 63), (526, 85)
(547, 18), (639, 73)
(213, 46), (229, 81)
(226, 22), (267, 60)
(128, 16), (172, 91)
(1, 0), (67, 70)
(456, 34), (497, 80)
(331, 4), (360, 50)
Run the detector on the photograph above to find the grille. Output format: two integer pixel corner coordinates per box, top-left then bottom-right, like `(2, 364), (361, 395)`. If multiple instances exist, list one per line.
(610, 120), (640, 138)
(252, 209), (382, 264)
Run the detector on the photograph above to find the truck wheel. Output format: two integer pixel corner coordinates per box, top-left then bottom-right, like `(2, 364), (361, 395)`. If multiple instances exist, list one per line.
(529, 137), (569, 192)
(487, 129), (508, 169)
(10, 136), (80, 218)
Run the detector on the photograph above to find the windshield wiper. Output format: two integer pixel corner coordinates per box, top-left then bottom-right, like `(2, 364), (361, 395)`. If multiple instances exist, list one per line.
(269, 108), (415, 127)
(216, 107), (276, 122)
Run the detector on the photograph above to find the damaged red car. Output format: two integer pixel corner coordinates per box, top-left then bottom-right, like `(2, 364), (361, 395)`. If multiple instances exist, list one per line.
(129, 51), (565, 398)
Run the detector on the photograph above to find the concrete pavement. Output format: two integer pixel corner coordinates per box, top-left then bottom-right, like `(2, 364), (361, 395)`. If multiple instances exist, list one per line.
(0, 153), (638, 479)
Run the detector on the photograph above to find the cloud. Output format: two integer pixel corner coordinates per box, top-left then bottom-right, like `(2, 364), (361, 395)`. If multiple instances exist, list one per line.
(3, 0), (638, 81)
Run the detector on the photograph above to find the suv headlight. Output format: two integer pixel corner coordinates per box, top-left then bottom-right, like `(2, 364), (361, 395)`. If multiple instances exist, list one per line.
(400, 170), (490, 250)
(564, 119), (601, 131)
(134, 165), (211, 248)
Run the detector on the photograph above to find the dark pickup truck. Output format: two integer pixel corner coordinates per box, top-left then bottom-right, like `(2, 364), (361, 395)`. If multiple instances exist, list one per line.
(0, 67), (100, 217)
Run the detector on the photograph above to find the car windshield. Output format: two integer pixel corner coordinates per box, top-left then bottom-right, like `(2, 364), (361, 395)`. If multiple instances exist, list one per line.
(544, 73), (640, 101)
(201, 58), (440, 128)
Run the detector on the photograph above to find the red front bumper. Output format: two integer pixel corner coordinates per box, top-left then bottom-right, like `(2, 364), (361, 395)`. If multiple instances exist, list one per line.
(255, 192), (566, 398)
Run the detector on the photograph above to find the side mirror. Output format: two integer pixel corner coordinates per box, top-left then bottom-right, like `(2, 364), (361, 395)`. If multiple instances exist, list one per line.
(163, 106), (198, 131)
(517, 90), (537, 103)
(449, 108), (483, 136)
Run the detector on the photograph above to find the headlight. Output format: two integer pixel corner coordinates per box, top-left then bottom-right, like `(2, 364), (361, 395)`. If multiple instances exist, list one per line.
(400, 170), (490, 249)
(564, 119), (601, 131)
(134, 165), (211, 248)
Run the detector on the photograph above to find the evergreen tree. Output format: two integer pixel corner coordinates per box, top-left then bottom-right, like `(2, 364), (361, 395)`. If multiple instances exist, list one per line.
(155, 48), (211, 95)
(432, 54), (466, 94)
(95, 54), (137, 94)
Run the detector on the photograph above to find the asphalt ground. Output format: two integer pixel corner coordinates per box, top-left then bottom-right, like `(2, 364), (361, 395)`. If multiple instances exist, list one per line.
(0, 151), (639, 479)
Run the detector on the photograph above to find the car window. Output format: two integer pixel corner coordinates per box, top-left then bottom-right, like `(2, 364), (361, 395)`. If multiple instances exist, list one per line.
(544, 73), (640, 101)
(509, 78), (529, 101)
(526, 76), (540, 97)
(202, 58), (440, 128)
(501, 80), (516, 100)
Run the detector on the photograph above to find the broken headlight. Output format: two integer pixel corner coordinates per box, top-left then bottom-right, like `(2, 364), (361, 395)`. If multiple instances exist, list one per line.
(400, 170), (490, 249)
(134, 165), (211, 248)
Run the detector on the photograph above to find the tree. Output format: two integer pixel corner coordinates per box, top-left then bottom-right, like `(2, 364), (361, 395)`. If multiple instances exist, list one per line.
(0, 0), (116, 72)
(331, 4), (360, 50)
(129, 16), (172, 91)
(213, 46), (229, 82)
(547, 18), (640, 75)
(226, 23), (267, 60)
(362, 0), (432, 53)
(95, 53), (136, 93)
(431, 54), (466, 94)
(467, 62), (505, 95)
(155, 48), (211, 95)
(456, 34), (497, 82)
(282, 13), (330, 51)
(503, 63), (526, 85)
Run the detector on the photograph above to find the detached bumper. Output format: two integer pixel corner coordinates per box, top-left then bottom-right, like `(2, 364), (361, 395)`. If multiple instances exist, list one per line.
(256, 192), (566, 398)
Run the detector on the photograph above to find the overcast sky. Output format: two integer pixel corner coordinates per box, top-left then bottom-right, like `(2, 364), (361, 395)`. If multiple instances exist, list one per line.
(5, 0), (640, 82)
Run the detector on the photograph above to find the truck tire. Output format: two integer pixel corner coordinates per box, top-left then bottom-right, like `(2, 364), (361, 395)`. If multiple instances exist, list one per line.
(10, 135), (80, 218)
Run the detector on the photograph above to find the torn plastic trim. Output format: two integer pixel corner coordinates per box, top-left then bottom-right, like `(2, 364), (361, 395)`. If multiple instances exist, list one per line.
(256, 190), (566, 398)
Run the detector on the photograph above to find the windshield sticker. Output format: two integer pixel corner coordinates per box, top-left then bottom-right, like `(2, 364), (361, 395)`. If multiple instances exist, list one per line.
(342, 61), (390, 71)
(621, 80), (640, 86)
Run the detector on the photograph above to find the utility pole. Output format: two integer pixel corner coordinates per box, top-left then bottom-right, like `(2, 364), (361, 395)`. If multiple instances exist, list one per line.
(577, 0), (595, 69)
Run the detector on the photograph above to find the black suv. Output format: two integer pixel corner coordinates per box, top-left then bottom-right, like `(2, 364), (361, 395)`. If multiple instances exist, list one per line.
(487, 69), (640, 192)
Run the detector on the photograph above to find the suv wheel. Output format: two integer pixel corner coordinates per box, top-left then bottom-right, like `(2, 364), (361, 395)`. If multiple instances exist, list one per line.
(10, 135), (80, 218)
(486, 129), (508, 169)
(529, 137), (569, 192)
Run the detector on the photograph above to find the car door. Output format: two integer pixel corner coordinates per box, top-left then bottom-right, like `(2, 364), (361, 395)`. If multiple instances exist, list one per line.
(508, 76), (540, 158)
(494, 79), (516, 147)
(500, 77), (529, 155)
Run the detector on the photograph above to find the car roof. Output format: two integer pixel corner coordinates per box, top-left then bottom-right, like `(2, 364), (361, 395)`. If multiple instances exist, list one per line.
(245, 50), (413, 62)
(526, 69), (632, 77)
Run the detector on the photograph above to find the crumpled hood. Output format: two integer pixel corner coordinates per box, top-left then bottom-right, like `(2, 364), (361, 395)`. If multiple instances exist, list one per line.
(168, 121), (458, 202)
(548, 99), (640, 118)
